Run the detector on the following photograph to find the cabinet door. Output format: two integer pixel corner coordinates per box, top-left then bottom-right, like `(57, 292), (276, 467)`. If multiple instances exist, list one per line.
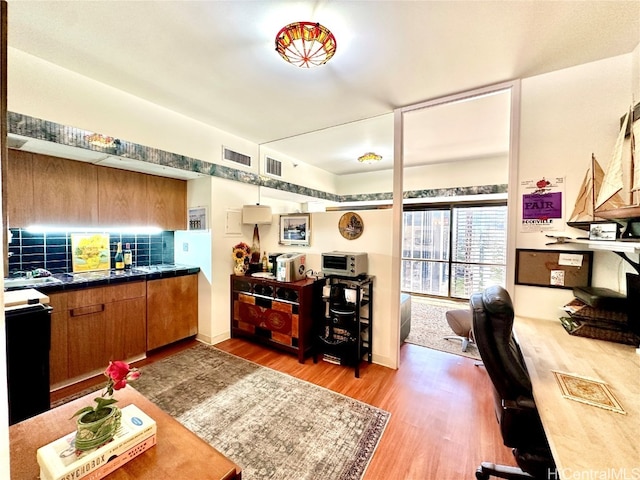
(32, 154), (99, 226)
(67, 287), (107, 378)
(98, 166), (147, 226)
(147, 275), (198, 350)
(105, 297), (147, 361)
(146, 175), (186, 230)
(6, 149), (34, 227)
(48, 292), (68, 386)
(67, 308), (107, 378)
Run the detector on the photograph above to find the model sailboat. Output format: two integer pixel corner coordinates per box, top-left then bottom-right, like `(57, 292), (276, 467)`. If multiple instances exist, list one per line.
(567, 153), (626, 227)
(568, 104), (640, 233)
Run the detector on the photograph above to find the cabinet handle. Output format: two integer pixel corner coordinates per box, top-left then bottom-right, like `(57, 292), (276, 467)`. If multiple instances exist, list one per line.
(70, 304), (105, 317)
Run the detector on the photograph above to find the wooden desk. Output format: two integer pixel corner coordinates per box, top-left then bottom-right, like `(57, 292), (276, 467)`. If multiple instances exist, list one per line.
(515, 316), (640, 477)
(10, 387), (242, 480)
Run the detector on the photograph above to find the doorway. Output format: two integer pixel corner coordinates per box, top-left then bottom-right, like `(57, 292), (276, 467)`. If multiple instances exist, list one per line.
(393, 82), (520, 363)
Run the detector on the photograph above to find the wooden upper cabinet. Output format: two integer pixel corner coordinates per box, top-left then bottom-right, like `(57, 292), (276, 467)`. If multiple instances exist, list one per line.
(98, 166), (148, 226)
(6, 151), (187, 229)
(146, 175), (187, 230)
(32, 154), (99, 226)
(6, 149), (34, 227)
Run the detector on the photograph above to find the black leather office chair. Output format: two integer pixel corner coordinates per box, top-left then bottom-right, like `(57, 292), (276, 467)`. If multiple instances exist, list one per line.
(470, 285), (556, 480)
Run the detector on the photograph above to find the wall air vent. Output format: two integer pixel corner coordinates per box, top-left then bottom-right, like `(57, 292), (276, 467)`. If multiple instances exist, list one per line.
(223, 146), (252, 167)
(265, 156), (282, 177)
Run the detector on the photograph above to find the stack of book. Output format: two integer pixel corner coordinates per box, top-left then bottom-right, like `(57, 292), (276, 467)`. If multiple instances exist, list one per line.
(37, 405), (157, 480)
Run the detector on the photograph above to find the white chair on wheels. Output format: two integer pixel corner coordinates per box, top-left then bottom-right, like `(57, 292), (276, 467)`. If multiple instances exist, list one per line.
(444, 309), (474, 352)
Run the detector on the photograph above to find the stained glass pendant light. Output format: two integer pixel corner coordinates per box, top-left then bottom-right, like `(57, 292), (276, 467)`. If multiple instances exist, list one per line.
(358, 152), (382, 163)
(275, 21), (337, 68)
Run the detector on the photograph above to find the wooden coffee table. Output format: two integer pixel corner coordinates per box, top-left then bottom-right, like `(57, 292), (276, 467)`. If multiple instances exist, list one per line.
(9, 386), (242, 479)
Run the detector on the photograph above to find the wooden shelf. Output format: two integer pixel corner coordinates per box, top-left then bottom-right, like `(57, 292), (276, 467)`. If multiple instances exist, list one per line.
(572, 239), (640, 254)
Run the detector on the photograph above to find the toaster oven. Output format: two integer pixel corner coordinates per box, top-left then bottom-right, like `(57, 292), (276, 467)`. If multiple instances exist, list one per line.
(321, 251), (368, 277)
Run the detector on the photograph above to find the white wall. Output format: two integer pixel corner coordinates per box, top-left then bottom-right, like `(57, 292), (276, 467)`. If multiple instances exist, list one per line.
(337, 154), (508, 195)
(7, 34), (640, 368)
(8, 49), (246, 166)
(255, 207), (396, 368)
(515, 53), (636, 319)
(260, 144), (338, 195)
(182, 173), (397, 367)
(174, 175), (213, 342)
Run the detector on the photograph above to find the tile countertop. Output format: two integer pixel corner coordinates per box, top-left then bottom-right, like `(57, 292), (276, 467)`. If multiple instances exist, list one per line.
(3, 264), (200, 293)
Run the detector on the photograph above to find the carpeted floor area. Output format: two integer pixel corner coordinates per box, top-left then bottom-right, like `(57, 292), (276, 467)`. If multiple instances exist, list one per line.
(404, 298), (481, 360)
(133, 343), (390, 480)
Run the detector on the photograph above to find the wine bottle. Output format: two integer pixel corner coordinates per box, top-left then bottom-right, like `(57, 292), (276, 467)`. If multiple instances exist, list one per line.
(114, 242), (125, 270)
(262, 251), (268, 272)
(123, 243), (133, 270)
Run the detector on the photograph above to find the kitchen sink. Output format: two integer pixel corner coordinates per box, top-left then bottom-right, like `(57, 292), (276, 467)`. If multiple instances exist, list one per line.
(4, 277), (63, 288)
(134, 264), (180, 273)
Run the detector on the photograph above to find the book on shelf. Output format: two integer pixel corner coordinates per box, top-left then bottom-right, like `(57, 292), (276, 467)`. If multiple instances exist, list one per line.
(37, 404), (157, 480)
(322, 354), (342, 365)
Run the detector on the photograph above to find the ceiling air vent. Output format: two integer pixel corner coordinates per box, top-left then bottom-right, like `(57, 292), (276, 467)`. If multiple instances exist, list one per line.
(223, 147), (251, 167)
(265, 156), (282, 177)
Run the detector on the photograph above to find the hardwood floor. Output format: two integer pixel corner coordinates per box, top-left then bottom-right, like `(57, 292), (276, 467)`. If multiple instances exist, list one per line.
(51, 338), (517, 480)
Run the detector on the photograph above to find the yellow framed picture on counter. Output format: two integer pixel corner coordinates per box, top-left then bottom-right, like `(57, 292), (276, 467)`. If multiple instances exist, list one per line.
(72, 233), (111, 272)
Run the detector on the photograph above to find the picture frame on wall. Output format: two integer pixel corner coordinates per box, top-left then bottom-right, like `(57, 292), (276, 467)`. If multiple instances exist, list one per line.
(279, 213), (311, 246)
(188, 206), (208, 230)
(588, 222), (618, 241)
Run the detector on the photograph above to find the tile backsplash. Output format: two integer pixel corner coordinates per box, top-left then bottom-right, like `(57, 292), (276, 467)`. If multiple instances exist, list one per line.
(7, 228), (175, 275)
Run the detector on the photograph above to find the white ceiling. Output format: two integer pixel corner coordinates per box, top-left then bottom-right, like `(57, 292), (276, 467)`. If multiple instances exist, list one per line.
(6, 1), (640, 176)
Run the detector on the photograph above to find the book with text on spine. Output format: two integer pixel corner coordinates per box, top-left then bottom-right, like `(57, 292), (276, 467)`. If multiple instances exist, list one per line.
(37, 404), (157, 480)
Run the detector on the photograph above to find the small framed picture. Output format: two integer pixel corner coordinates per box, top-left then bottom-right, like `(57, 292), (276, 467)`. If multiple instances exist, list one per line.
(589, 222), (617, 241)
(279, 214), (311, 246)
(188, 206), (208, 230)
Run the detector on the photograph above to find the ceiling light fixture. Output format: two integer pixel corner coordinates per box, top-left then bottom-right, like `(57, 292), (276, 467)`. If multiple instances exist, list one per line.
(275, 21), (337, 68)
(86, 133), (117, 148)
(358, 152), (382, 163)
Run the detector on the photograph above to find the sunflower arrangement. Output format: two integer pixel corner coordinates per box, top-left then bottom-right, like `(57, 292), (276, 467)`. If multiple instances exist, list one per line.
(232, 242), (251, 265)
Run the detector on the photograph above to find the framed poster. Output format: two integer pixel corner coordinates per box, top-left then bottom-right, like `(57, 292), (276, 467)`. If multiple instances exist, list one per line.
(279, 214), (310, 246)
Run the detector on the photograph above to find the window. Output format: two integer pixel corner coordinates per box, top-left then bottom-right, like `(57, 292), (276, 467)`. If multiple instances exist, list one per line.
(402, 203), (507, 299)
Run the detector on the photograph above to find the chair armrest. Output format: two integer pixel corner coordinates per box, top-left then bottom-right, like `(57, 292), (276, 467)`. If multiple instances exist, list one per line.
(502, 396), (536, 411)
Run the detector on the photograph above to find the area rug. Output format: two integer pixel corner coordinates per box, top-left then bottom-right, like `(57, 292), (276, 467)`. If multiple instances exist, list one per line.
(133, 343), (390, 480)
(404, 299), (481, 360)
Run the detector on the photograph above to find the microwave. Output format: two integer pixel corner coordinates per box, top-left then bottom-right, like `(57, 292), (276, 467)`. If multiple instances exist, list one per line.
(321, 251), (368, 277)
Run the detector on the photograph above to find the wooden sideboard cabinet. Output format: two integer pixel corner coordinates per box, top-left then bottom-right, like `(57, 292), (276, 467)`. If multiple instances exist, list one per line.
(230, 274), (321, 363)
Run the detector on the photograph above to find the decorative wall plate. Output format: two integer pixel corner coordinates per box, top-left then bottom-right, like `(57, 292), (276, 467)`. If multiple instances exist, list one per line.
(339, 212), (364, 240)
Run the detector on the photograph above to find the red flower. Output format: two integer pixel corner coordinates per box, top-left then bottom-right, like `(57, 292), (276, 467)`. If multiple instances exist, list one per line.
(72, 360), (141, 420)
(104, 360), (140, 395)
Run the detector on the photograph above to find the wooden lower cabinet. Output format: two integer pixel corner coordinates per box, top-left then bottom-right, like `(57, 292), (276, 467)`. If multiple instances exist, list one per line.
(146, 274), (198, 351)
(64, 281), (147, 382)
(49, 275), (198, 388)
(105, 296), (147, 361)
(48, 292), (68, 386)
